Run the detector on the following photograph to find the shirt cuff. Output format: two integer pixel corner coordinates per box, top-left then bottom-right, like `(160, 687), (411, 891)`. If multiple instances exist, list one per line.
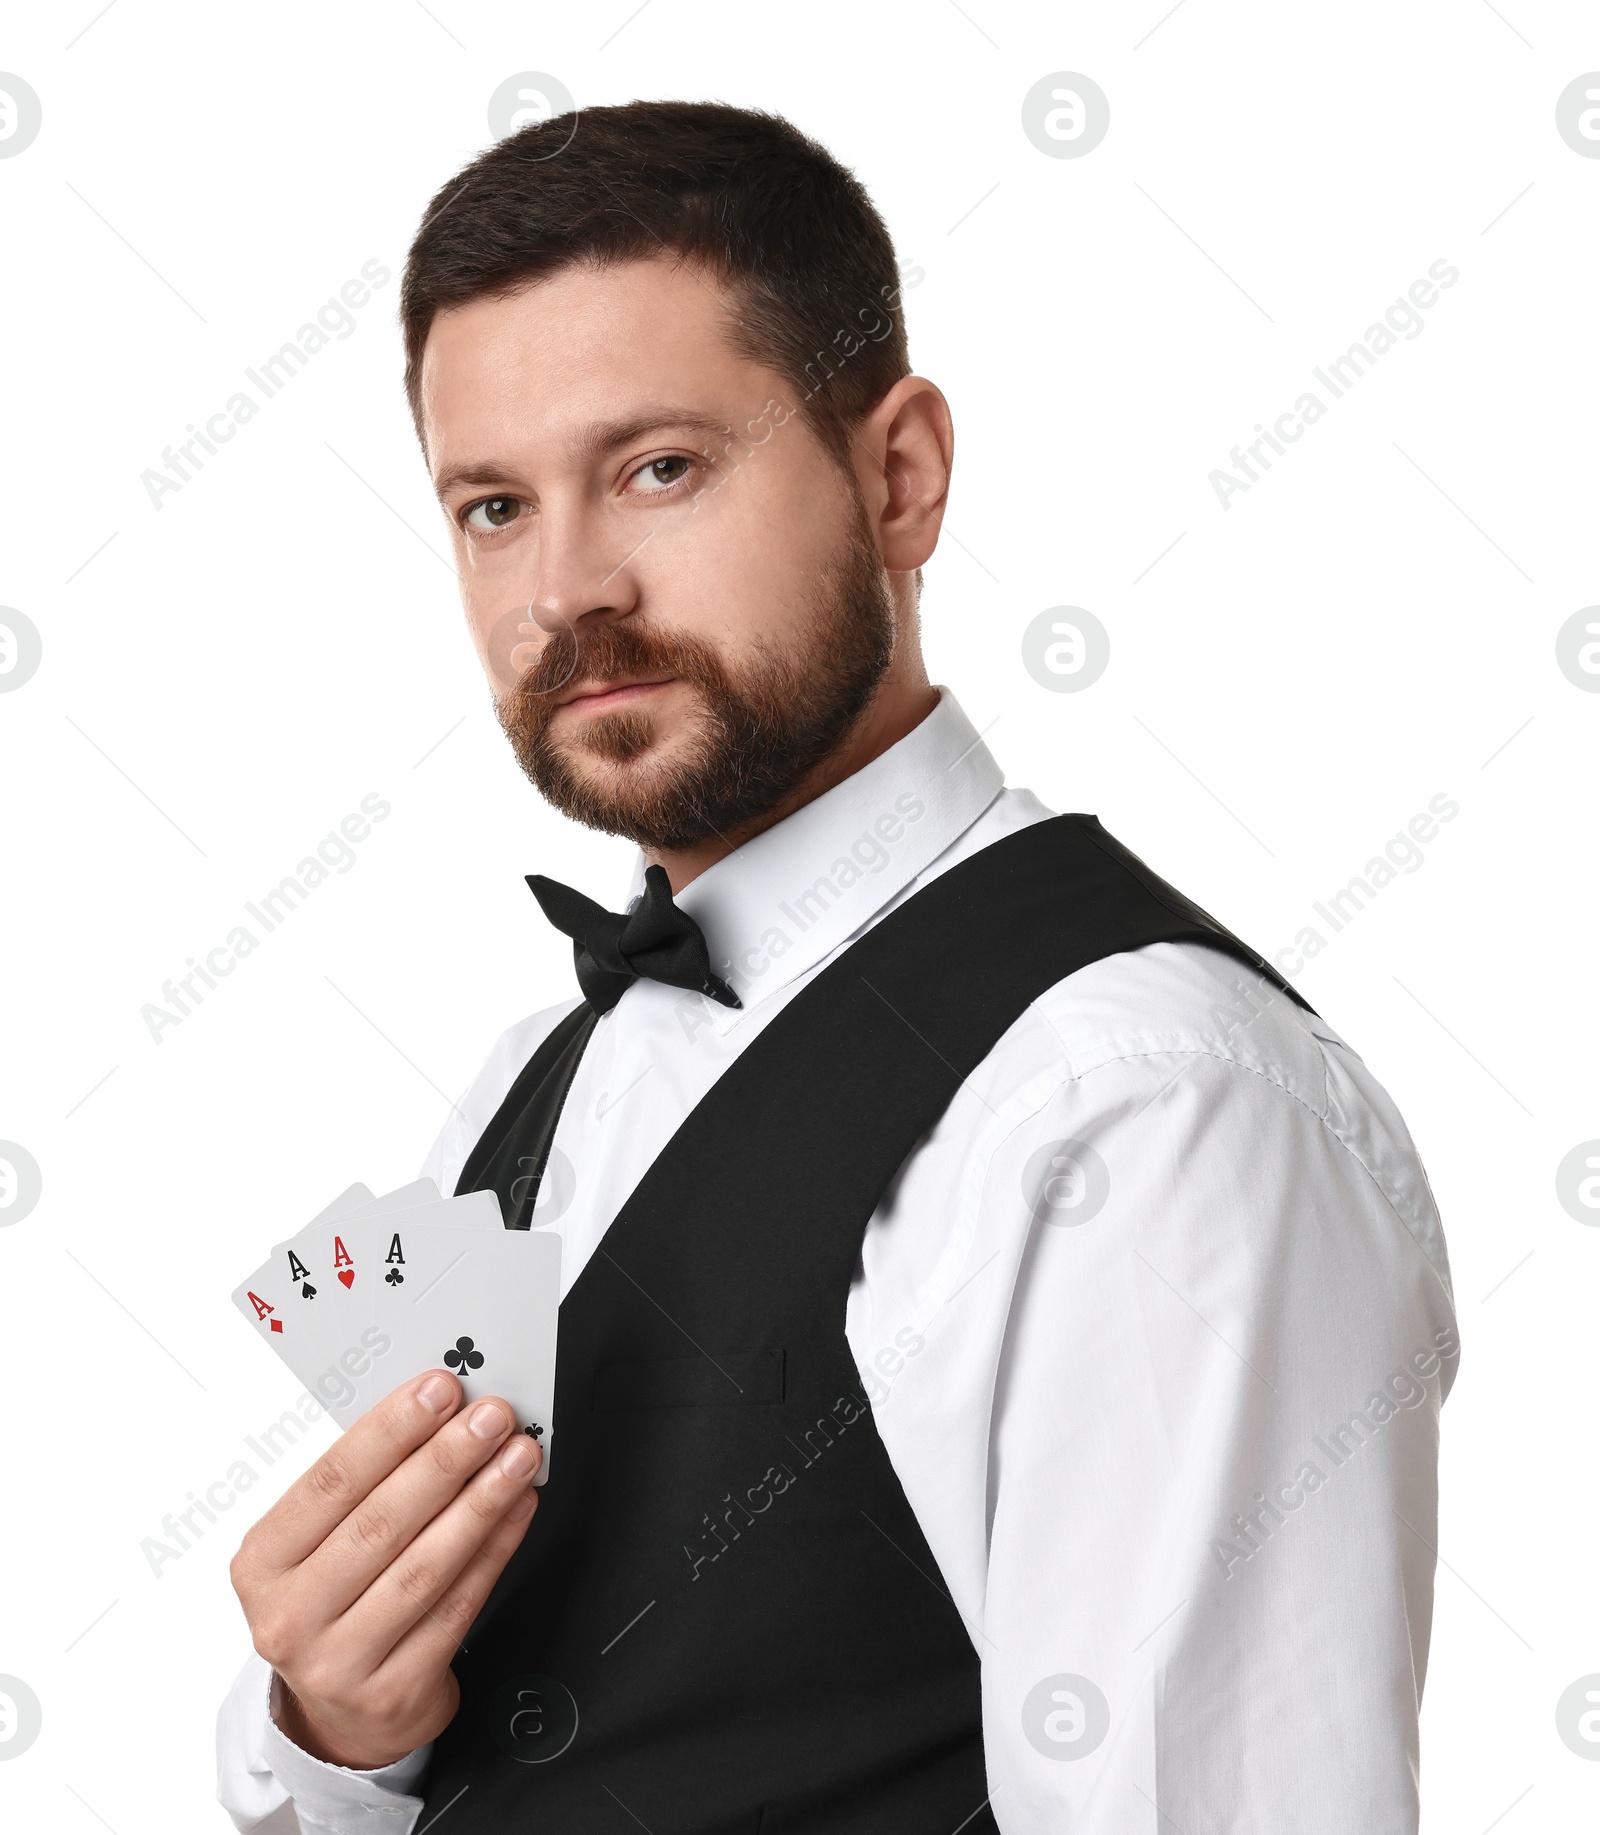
(219, 1651), (431, 1835)
(264, 1668), (431, 1834)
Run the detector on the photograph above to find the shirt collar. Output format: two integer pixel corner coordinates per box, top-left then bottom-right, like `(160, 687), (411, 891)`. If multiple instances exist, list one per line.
(624, 687), (1004, 1034)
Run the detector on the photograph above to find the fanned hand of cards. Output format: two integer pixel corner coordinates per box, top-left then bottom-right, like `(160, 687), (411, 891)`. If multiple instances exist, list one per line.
(231, 1179), (562, 1483)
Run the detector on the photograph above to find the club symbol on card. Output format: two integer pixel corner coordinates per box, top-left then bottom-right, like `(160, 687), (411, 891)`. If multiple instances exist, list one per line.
(385, 1268), (404, 1288)
(444, 1335), (484, 1373)
(524, 1423), (543, 1441)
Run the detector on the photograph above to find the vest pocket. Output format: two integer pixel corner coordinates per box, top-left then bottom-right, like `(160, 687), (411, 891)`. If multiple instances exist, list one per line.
(592, 1346), (785, 1411)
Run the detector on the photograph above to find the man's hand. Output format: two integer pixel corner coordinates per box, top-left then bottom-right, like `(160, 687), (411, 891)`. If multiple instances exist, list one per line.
(229, 1369), (541, 1770)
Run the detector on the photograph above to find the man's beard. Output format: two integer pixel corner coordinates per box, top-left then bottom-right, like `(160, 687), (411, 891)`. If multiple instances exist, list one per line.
(495, 521), (897, 852)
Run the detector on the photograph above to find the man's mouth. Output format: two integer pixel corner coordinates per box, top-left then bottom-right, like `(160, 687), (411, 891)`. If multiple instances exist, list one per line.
(556, 677), (673, 716)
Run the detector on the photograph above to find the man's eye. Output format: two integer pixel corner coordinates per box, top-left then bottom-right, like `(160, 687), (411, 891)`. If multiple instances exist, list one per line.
(631, 455), (692, 492)
(464, 496), (525, 531)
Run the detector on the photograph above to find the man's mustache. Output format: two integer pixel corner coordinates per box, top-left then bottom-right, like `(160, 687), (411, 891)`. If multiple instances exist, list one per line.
(494, 614), (720, 704)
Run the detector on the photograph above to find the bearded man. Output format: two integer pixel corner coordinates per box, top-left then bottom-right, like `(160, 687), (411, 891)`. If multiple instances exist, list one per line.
(220, 101), (1455, 1835)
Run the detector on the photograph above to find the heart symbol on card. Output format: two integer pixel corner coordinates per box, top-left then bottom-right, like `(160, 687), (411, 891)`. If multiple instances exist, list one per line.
(338, 1269), (355, 1288)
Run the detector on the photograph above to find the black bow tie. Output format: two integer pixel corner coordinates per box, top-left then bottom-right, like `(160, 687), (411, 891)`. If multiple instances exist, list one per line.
(526, 865), (742, 1017)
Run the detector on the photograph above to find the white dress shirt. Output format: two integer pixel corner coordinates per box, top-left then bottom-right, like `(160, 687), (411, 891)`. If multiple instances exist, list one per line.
(219, 689), (1456, 1833)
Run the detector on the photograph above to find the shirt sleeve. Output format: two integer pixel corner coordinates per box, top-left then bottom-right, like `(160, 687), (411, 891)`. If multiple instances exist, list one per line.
(973, 1040), (1457, 1831)
(216, 1653), (431, 1835)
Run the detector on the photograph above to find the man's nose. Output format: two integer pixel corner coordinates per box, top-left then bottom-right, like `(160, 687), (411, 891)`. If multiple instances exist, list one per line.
(479, 504), (645, 695)
(524, 504), (645, 639)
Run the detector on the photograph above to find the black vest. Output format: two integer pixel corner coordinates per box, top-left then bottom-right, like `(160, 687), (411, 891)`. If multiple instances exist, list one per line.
(423, 815), (1308, 1832)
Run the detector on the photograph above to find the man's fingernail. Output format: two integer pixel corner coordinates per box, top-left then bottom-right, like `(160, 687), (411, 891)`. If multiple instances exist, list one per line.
(419, 1375), (454, 1412)
(469, 1401), (509, 1439)
(498, 1438), (537, 1478)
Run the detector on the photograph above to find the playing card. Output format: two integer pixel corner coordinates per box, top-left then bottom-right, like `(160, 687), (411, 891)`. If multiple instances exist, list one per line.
(298, 1213), (368, 1366)
(363, 1224), (562, 1481)
(365, 1189), (506, 1331)
(305, 1181), (376, 1229)
(232, 1181), (558, 1467)
(275, 1182), (442, 1370)
(267, 1181), (378, 1270)
(231, 1252), (303, 1350)
(231, 1243), (375, 1410)
(342, 1178), (439, 1221)
(246, 1183), (379, 1375)
(295, 1189), (506, 1433)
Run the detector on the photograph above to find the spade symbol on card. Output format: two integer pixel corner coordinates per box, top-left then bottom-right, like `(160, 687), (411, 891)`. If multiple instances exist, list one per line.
(287, 1252), (316, 1300)
(300, 1281), (317, 1299)
(444, 1335), (484, 1373)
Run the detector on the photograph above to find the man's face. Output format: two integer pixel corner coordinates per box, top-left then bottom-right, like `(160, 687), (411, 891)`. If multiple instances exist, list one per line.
(419, 256), (896, 851)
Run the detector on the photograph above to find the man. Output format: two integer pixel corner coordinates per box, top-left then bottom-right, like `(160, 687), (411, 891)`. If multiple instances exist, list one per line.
(219, 102), (1456, 1833)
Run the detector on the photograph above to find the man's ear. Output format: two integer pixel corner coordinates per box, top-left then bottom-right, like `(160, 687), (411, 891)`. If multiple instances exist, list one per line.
(851, 377), (954, 574)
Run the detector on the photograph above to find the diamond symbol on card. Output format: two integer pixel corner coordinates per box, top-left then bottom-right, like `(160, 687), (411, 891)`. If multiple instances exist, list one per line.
(269, 1319), (283, 1333)
(444, 1335), (484, 1372)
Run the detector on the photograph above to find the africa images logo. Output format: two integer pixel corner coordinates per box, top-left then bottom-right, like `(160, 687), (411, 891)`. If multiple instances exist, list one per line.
(1021, 1673), (1111, 1760)
(0, 1675), (43, 1761)
(0, 74), (42, 159)
(0, 1142), (43, 1228)
(0, 608), (43, 693)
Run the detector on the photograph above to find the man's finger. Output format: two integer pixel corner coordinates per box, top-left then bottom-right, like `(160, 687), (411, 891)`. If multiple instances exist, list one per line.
(371, 1479), (539, 1679)
(339, 1431), (541, 1666)
(302, 1397), (522, 1620)
(242, 1371), (463, 1573)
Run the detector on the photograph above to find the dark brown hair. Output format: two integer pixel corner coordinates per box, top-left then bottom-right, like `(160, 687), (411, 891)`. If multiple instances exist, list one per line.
(401, 101), (910, 461)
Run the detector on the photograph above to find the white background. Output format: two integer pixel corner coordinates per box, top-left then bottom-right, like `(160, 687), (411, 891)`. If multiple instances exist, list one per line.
(1, 1), (1597, 1828)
